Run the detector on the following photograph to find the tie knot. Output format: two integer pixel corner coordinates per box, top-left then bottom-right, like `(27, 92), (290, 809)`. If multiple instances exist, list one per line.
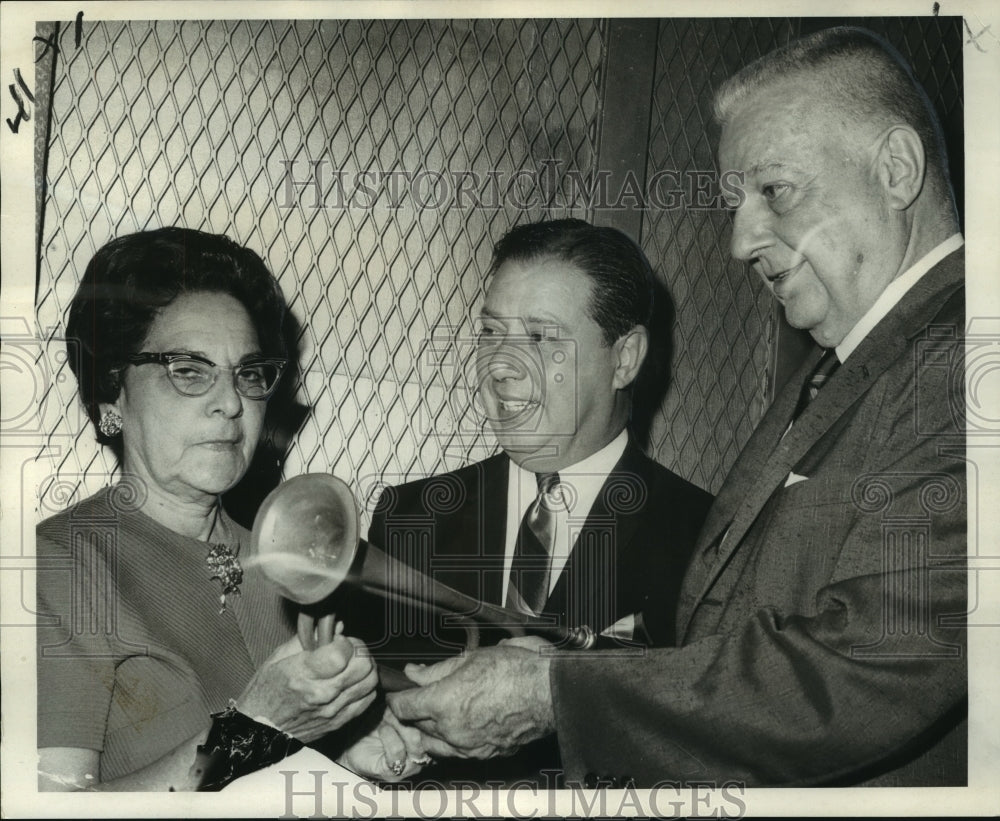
(812, 349), (840, 383)
(793, 349), (841, 421)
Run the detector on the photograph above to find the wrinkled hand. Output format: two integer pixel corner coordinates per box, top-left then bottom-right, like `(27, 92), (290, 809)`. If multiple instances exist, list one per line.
(237, 631), (378, 743)
(386, 641), (555, 760)
(337, 707), (431, 782)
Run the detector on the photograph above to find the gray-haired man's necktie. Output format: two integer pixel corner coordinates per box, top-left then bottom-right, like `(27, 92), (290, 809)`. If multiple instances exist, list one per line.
(793, 349), (840, 420)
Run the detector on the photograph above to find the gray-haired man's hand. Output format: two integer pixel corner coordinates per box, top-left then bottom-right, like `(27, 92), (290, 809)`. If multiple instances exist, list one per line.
(386, 638), (555, 760)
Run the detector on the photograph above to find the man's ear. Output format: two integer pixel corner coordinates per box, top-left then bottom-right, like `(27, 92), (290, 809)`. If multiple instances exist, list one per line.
(611, 325), (648, 391)
(877, 125), (926, 211)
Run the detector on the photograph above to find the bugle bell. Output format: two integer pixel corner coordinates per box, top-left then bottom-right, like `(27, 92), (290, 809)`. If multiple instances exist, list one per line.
(250, 473), (597, 651)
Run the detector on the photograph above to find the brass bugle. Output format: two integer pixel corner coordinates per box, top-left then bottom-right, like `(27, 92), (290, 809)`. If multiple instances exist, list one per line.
(250, 473), (597, 650)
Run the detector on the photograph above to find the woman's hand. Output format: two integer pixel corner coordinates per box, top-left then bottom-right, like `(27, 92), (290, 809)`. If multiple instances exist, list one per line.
(337, 707), (432, 782)
(236, 630), (378, 743)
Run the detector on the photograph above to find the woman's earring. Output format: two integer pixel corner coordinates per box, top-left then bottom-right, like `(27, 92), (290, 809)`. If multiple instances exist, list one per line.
(99, 409), (123, 437)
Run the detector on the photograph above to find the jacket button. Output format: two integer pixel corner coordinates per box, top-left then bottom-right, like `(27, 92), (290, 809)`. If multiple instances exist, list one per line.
(584, 773), (598, 789)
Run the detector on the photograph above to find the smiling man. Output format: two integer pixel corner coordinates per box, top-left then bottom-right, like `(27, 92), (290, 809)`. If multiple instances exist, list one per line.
(389, 28), (967, 788)
(476, 252), (637, 476)
(343, 219), (712, 782)
(360, 219), (711, 653)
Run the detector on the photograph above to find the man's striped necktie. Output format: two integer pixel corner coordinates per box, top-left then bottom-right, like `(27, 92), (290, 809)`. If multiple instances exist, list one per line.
(506, 471), (560, 615)
(793, 349), (840, 420)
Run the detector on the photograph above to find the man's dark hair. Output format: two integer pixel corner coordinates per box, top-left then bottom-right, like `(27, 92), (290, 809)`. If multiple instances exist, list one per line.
(714, 26), (954, 206)
(488, 218), (654, 346)
(65, 226), (290, 454)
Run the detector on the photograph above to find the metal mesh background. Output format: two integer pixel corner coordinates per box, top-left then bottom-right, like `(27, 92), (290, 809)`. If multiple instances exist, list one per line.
(34, 18), (604, 527)
(33, 16), (963, 525)
(641, 19), (795, 493)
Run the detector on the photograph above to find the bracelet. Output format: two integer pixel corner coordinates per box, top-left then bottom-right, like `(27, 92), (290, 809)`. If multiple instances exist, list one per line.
(196, 700), (304, 791)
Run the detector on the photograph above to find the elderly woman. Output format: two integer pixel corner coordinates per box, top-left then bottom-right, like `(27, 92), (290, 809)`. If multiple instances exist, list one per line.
(36, 227), (409, 791)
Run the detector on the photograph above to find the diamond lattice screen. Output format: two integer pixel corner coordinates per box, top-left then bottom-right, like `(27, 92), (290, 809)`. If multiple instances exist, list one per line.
(640, 19), (796, 493)
(34, 18), (605, 528)
(33, 16), (962, 524)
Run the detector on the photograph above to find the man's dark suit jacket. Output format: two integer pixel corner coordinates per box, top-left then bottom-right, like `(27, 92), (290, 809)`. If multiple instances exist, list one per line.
(550, 250), (967, 787)
(338, 437), (711, 784)
(344, 437), (712, 659)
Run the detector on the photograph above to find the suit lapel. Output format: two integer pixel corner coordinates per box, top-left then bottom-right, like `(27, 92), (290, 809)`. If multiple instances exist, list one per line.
(678, 249), (964, 635)
(694, 366), (807, 555)
(591, 439), (650, 561)
(546, 440), (649, 633)
(722, 346), (889, 552)
(478, 454), (509, 605)
(675, 352), (816, 632)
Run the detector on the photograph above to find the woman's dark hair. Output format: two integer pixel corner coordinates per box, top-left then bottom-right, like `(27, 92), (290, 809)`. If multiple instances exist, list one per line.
(65, 226), (290, 451)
